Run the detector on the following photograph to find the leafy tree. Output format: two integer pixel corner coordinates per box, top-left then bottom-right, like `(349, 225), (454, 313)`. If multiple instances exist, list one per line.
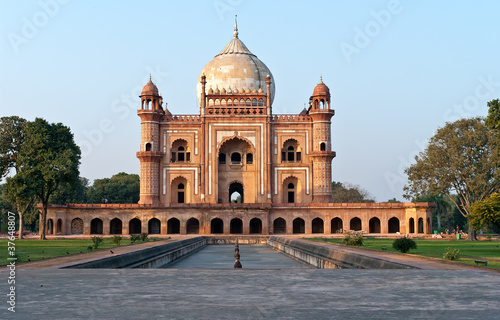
(385, 198), (401, 203)
(17, 118), (81, 240)
(417, 194), (451, 230)
(485, 99), (500, 131)
(404, 117), (499, 240)
(0, 116), (27, 177)
(87, 172), (139, 204)
(50, 177), (89, 205)
(332, 181), (375, 203)
(469, 193), (500, 231)
(2, 176), (36, 239)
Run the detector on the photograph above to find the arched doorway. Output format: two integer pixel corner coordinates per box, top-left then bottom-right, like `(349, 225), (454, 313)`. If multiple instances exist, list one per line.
(249, 218), (262, 234)
(388, 217), (400, 233)
(293, 218), (305, 234)
(312, 218), (324, 233)
(167, 218), (180, 234)
(56, 219), (62, 234)
(47, 219), (54, 235)
(211, 218), (223, 234)
(229, 182), (244, 203)
(148, 218), (161, 234)
(218, 137), (255, 203)
(350, 217), (362, 231)
(90, 218), (103, 234)
(129, 218), (142, 234)
(71, 218), (83, 235)
(273, 218), (286, 234)
(369, 217), (381, 233)
(418, 218), (424, 233)
(171, 177), (188, 204)
(110, 218), (122, 234)
(186, 218), (199, 234)
(331, 218), (343, 233)
(230, 218), (243, 234)
(409, 218), (415, 233)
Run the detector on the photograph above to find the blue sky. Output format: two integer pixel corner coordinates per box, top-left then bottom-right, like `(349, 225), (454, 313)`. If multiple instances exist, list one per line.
(1, 0), (499, 202)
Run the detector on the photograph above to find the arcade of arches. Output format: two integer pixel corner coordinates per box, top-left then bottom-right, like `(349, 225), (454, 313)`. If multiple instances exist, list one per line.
(44, 204), (433, 235)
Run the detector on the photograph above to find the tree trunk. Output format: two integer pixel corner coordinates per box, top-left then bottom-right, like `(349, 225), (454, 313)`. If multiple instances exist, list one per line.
(39, 206), (47, 240)
(467, 222), (477, 241)
(437, 212), (441, 230)
(18, 212), (24, 240)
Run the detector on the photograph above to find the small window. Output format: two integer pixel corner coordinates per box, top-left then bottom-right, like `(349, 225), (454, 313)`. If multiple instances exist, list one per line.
(178, 183), (184, 190)
(231, 152), (241, 164)
(246, 153), (253, 164)
(320, 143), (326, 151)
(281, 152), (286, 162)
(178, 152), (185, 162)
(288, 183), (294, 189)
(296, 152), (301, 161)
(186, 152), (190, 162)
(219, 153), (226, 164)
(171, 152), (176, 163)
(145, 143), (151, 151)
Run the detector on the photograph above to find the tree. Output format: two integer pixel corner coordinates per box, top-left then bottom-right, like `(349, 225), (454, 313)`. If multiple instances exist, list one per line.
(0, 116), (27, 177)
(469, 193), (500, 232)
(18, 118), (81, 240)
(87, 172), (139, 204)
(404, 117), (499, 240)
(50, 177), (89, 205)
(485, 99), (500, 131)
(416, 194), (450, 230)
(331, 181), (375, 203)
(2, 176), (36, 239)
(385, 198), (401, 203)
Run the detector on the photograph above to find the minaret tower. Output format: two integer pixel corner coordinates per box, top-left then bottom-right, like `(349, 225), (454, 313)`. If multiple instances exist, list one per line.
(137, 76), (164, 205)
(309, 78), (336, 202)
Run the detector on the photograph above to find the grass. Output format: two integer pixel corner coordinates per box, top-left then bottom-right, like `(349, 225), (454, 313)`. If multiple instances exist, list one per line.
(307, 237), (500, 269)
(0, 237), (163, 263)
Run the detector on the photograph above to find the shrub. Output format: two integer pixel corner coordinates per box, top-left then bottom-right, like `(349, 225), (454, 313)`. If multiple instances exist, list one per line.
(91, 236), (104, 250)
(342, 232), (364, 246)
(443, 247), (460, 260)
(112, 235), (122, 246)
(392, 236), (417, 253)
(140, 233), (148, 241)
(130, 234), (141, 244)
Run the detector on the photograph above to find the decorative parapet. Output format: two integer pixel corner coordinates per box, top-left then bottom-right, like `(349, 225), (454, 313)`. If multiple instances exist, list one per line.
(165, 115), (200, 122)
(272, 114), (311, 122)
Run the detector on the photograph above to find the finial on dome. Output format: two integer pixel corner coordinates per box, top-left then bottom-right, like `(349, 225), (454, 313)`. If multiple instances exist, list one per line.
(234, 15), (238, 38)
(320, 76), (323, 83)
(149, 74), (152, 82)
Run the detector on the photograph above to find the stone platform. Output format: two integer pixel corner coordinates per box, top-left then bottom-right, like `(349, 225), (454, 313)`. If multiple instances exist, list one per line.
(5, 268), (500, 319)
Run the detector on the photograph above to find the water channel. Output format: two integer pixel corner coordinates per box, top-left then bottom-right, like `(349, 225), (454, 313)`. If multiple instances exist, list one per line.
(161, 245), (312, 269)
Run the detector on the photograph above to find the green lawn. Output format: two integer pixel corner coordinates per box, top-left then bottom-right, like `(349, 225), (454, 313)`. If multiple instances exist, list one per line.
(307, 238), (500, 269)
(1, 237), (163, 263)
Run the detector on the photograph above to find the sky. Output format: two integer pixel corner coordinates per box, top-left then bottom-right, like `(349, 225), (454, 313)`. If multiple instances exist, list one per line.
(1, 0), (499, 202)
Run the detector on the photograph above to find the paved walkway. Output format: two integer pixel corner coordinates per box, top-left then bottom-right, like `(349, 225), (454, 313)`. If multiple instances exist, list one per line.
(4, 268), (500, 319)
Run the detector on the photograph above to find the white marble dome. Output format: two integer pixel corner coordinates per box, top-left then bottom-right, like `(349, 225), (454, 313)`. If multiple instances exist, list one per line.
(196, 23), (275, 106)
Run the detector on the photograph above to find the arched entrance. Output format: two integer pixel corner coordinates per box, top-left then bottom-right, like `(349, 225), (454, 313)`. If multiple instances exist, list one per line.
(409, 218), (415, 233)
(211, 218), (223, 234)
(110, 218), (122, 234)
(167, 218), (180, 234)
(229, 182), (244, 203)
(148, 218), (161, 234)
(186, 218), (199, 234)
(129, 218), (142, 234)
(249, 218), (262, 234)
(388, 217), (400, 233)
(418, 218), (424, 233)
(293, 218), (305, 234)
(369, 217), (381, 233)
(71, 218), (83, 235)
(331, 218), (343, 233)
(90, 218), (103, 234)
(218, 137), (255, 203)
(350, 217), (362, 231)
(47, 219), (54, 235)
(230, 218), (243, 234)
(56, 219), (62, 234)
(312, 218), (324, 233)
(171, 177), (188, 204)
(273, 218), (286, 234)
